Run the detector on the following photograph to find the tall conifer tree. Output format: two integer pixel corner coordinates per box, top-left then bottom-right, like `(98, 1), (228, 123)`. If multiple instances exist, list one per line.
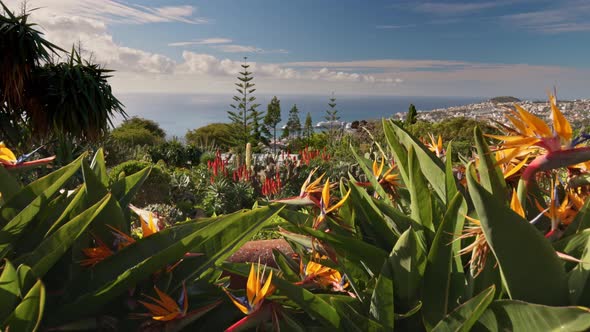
(227, 57), (261, 148)
(304, 112), (313, 141)
(324, 92), (341, 143)
(264, 96), (281, 153)
(287, 104), (301, 138)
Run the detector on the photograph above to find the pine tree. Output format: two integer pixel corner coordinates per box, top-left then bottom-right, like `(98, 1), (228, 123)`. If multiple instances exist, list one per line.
(286, 104), (301, 138)
(227, 57), (261, 149)
(264, 96), (281, 153)
(405, 103), (418, 125)
(251, 108), (268, 148)
(281, 126), (290, 139)
(325, 92), (341, 143)
(304, 112), (313, 141)
(325, 92), (340, 122)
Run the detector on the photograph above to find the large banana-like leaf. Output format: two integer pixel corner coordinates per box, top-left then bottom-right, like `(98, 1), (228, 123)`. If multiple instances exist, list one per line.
(50, 206), (281, 324)
(565, 230), (590, 306)
(370, 242), (396, 330)
(350, 146), (391, 204)
(467, 165), (569, 305)
(348, 182), (397, 250)
(563, 197), (590, 238)
(0, 164), (21, 202)
(332, 298), (385, 332)
(473, 300), (590, 331)
(0, 153), (85, 224)
(110, 165), (151, 207)
(473, 126), (506, 197)
(390, 228), (427, 313)
(0, 260), (19, 322)
(383, 119), (410, 186)
(271, 276), (341, 328)
(13, 194), (111, 277)
(372, 198), (413, 236)
(383, 119), (446, 203)
(431, 285), (495, 332)
(1, 279), (45, 332)
(0, 155), (84, 259)
(422, 192), (467, 330)
(408, 146), (435, 241)
(89, 148), (109, 187)
(300, 226), (388, 275)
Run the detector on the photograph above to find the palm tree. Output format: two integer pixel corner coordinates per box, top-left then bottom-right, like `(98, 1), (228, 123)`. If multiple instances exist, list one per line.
(0, 2), (126, 148)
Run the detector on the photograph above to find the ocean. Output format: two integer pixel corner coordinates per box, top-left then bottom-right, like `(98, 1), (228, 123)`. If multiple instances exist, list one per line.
(115, 93), (485, 138)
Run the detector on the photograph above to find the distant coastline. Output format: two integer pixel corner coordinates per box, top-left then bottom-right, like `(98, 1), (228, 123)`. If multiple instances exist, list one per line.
(116, 93), (484, 138)
(393, 97), (590, 127)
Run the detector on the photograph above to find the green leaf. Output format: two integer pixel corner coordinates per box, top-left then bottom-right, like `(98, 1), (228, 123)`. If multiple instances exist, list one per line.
(432, 285), (495, 332)
(444, 143), (459, 206)
(272, 277), (341, 328)
(0, 166), (21, 202)
(0, 260), (19, 322)
(564, 196), (590, 237)
(473, 126), (506, 197)
(2, 279), (45, 332)
(390, 228), (427, 313)
(0, 153), (85, 225)
(89, 148), (108, 187)
(467, 165), (568, 305)
(16, 265), (35, 298)
(348, 182), (397, 250)
(110, 165), (151, 207)
(278, 208), (314, 226)
(0, 156), (83, 259)
(383, 119), (410, 186)
(350, 146), (391, 204)
(370, 244), (396, 330)
(272, 249), (300, 282)
(383, 119), (446, 203)
(372, 198), (413, 236)
(422, 193), (467, 330)
(332, 299), (385, 332)
(300, 226), (388, 276)
(408, 146), (435, 238)
(564, 229), (590, 306)
(13, 194), (111, 277)
(51, 206), (281, 324)
(474, 300), (590, 332)
(81, 160), (127, 237)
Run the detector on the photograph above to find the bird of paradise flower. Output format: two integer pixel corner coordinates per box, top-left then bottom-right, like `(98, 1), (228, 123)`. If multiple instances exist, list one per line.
(222, 261), (278, 331)
(488, 94), (590, 185)
(0, 142), (55, 170)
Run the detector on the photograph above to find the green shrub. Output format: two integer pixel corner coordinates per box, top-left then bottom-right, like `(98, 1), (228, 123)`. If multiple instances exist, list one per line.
(148, 139), (201, 167)
(109, 160), (171, 205)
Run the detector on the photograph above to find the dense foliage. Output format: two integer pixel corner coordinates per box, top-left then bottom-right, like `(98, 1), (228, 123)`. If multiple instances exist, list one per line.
(0, 3), (125, 150)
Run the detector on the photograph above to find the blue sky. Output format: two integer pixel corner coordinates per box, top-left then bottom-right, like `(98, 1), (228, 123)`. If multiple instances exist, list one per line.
(4, 0), (590, 98)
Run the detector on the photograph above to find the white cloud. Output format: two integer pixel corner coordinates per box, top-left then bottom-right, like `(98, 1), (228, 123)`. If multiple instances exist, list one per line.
(376, 24), (416, 29)
(502, 1), (590, 33)
(284, 59), (471, 70)
(2, 0), (208, 24)
(414, 2), (500, 15)
(211, 44), (289, 54)
(169, 38), (233, 47)
(178, 52), (398, 83)
(32, 13), (176, 73)
(212, 44), (264, 53)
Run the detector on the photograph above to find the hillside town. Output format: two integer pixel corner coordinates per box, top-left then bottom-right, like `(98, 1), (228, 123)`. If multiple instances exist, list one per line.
(394, 98), (590, 127)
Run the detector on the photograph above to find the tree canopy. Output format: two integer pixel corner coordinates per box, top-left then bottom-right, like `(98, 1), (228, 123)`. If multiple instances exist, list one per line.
(0, 3), (125, 148)
(185, 123), (236, 150)
(110, 117), (166, 147)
